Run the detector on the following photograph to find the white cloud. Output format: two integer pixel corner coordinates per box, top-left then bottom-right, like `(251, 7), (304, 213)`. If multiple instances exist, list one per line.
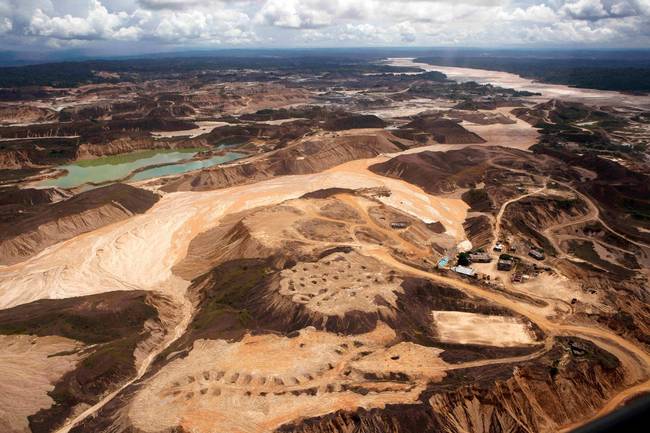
(502, 4), (559, 23)
(561, 0), (608, 20)
(0, 16), (11, 34)
(0, 0), (648, 50)
(255, 0), (333, 29)
(28, 0), (134, 40)
(394, 21), (416, 43)
(138, 0), (200, 9)
(154, 8), (254, 43)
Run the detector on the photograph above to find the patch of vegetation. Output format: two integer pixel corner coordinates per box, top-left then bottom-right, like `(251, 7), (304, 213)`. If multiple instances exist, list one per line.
(0, 291), (157, 344)
(567, 240), (634, 280)
(189, 259), (272, 336)
(456, 252), (470, 266)
(0, 292), (160, 433)
(461, 188), (491, 212)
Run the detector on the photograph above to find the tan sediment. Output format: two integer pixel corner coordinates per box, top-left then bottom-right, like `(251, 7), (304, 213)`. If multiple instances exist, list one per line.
(0, 152), (469, 310)
(432, 311), (537, 347)
(279, 250), (403, 317)
(387, 58), (650, 107)
(0, 335), (82, 433)
(460, 107), (540, 151)
(128, 323), (445, 433)
(150, 121), (230, 139)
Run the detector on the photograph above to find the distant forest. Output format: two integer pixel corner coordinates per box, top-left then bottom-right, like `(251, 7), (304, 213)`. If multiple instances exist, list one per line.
(0, 53), (416, 89)
(414, 55), (650, 93)
(0, 48), (649, 93)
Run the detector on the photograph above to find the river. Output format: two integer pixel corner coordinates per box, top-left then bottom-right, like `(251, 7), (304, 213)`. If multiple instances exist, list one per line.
(387, 58), (650, 108)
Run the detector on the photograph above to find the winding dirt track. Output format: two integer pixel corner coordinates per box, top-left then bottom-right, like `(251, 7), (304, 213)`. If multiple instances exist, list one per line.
(334, 164), (650, 429)
(490, 183), (548, 251)
(490, 161), (650, 250)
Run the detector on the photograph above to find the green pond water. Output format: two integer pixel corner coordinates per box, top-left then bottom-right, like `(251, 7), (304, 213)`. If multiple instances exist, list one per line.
(38, 148), (244, 189)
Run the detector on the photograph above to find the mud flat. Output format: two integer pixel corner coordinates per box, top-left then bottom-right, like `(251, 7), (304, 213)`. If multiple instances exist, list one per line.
(151, 121), (230, 139)
(460, 107), (540, 150)
(360, 98), (456, 118)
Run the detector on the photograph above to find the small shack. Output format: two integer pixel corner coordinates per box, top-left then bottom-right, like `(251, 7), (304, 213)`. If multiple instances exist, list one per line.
(529, 249), (545, 260)
(497, 258), (514, 271)
(469, 252), (492, 263)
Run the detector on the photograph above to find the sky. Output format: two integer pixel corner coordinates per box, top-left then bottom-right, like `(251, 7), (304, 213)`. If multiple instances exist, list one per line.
(0, 0), (649, 56)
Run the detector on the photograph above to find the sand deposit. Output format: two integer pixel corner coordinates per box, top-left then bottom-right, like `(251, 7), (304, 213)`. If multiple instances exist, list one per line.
(388, 58), (650, 107)
(0, 335), (83, 433)
(0, 154), (469, 310)
(129, 323), (445, 433)
(460, 107), (540, 150)
(279, 251), (402, 317)
(432, 311), (536, 347)
(151, 121), (230, 139)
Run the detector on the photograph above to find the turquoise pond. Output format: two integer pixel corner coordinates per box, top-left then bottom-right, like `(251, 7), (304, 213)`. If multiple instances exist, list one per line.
(37, 148), (244, 189)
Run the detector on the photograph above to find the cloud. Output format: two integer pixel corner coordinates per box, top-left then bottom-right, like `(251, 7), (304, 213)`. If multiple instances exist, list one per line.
(255, 0), (334, 29)
(561, 0), (609, 20)
(394, 21), (416, 42)
(153, 8), (254, 43)
(0, 16), (10, 34)
(28, 0), (134, 40)
(502, 4), (559, 23)
(137, 0), (206, 10)
(0, 0), (649, 51)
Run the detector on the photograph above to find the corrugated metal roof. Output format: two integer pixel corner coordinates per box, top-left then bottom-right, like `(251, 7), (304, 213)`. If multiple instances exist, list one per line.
(453, 265), (476, 276)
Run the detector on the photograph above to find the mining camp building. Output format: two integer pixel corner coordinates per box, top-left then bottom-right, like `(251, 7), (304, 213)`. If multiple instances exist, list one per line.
(497, 258), (514, 271)
(453, 266), (476, 277)
(469, 252), (492, 263)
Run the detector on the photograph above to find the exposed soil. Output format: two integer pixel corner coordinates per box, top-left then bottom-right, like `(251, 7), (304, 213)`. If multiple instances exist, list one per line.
(0, 291), (161, 433)
(402, 117), (486, 144)
(1, 56), (650, 433)
(0, 183), (159, 265)
(369, 148), (489, 195)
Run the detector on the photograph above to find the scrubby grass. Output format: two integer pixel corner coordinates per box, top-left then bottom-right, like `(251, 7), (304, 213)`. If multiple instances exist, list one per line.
(0, 292), (157, 344)
(567, 240), (634, 279)
(0, 292), (160, 433)
(191, 259), (271, 331)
